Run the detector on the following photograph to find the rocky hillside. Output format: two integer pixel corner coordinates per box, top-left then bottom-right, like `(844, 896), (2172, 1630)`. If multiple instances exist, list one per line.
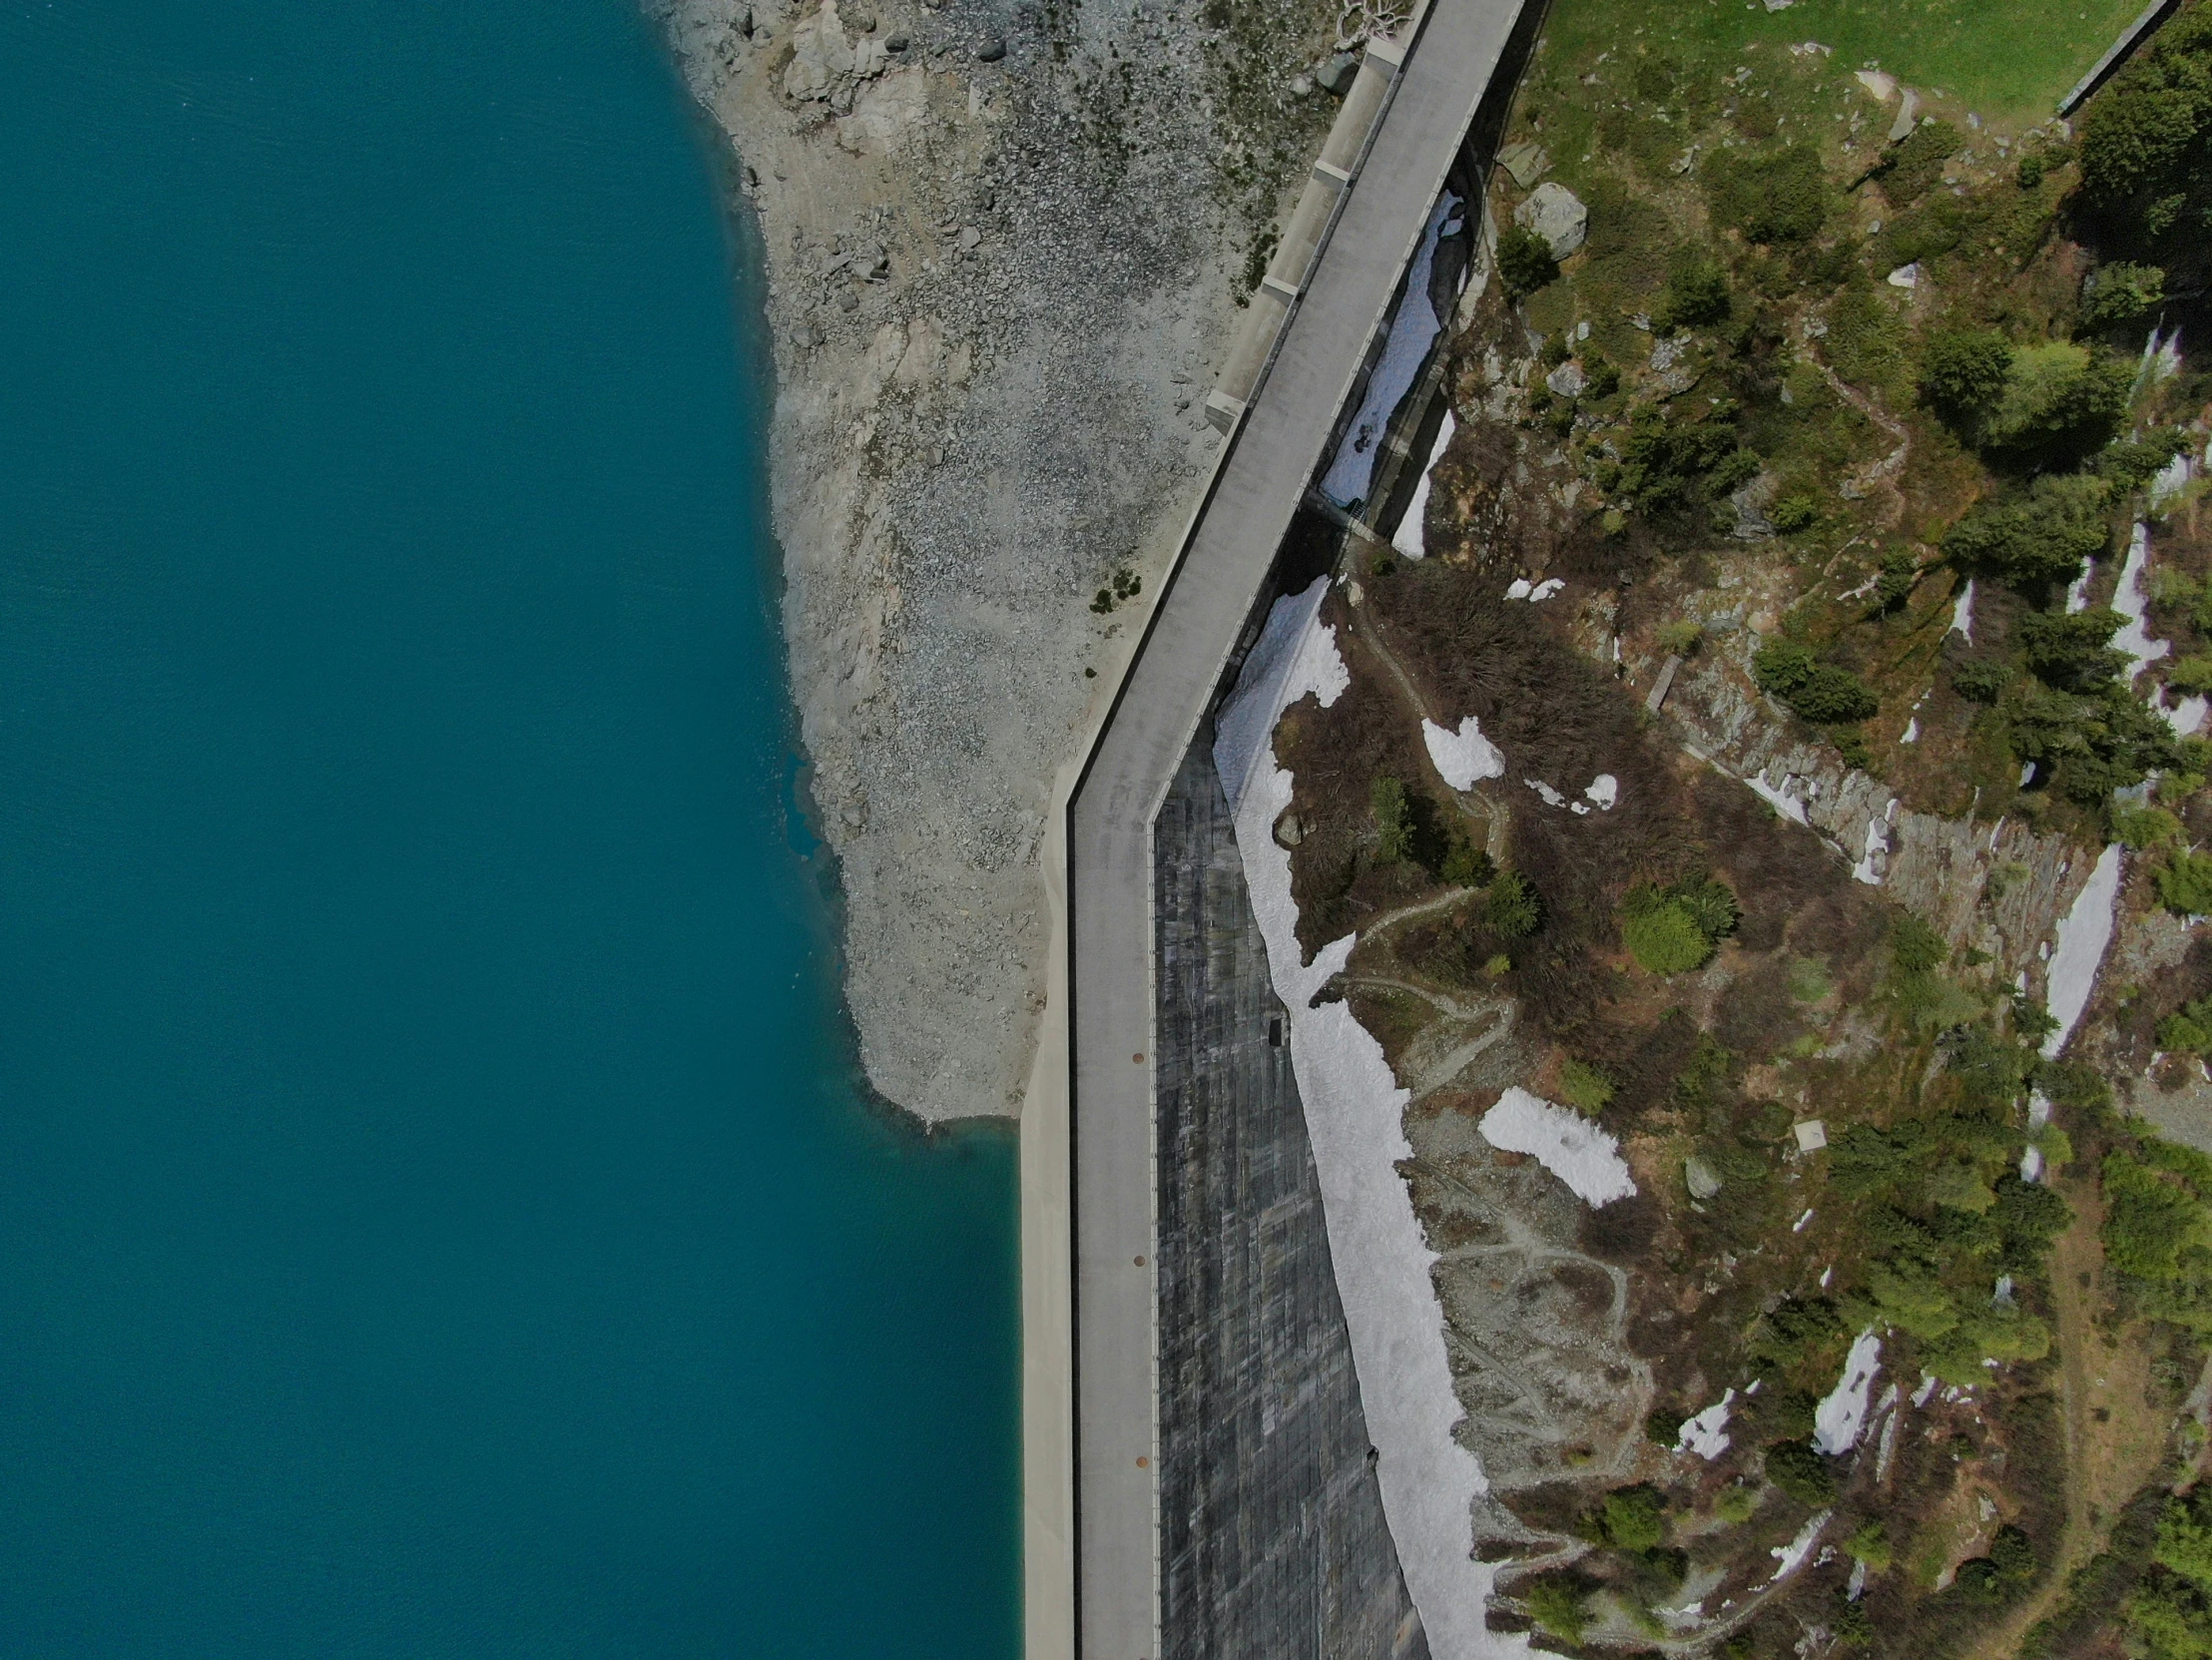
(650, 0), (1360, 1120)
(1264, 4), (2212, 1653)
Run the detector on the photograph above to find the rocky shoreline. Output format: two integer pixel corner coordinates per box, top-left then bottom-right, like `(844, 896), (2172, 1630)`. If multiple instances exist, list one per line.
(650, 0), (1349, 1121)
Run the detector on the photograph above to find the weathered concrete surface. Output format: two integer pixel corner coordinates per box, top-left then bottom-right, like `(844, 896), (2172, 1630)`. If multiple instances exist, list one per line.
(1154, 737), (1427, 1660)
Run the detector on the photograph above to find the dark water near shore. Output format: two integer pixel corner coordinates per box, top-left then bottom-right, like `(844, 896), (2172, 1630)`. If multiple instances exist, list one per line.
(0, 3), (1019, 1653)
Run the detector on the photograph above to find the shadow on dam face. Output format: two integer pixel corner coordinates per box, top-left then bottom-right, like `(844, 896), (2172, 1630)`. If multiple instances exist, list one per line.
(1152, 728), (1428, 1660)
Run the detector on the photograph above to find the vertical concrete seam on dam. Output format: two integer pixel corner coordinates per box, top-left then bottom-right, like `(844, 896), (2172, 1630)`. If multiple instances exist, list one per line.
(1059, 0), (1532, 1652)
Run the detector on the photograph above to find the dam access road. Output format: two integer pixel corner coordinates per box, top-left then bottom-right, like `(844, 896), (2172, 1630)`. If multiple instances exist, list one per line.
(1061, 0), (1532, 1651)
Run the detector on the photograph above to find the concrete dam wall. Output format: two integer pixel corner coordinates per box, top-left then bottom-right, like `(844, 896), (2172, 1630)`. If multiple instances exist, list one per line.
(1152, 730), (1427, 1660)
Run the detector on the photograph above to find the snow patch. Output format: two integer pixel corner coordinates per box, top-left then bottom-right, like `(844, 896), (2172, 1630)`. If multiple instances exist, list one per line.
(1503, 577), (1564, 602)
(2138, 323), (2184, 393)
(1214, 584), (1501, 1660)
(2111, 522), (2170, 683)
(1214, 577), (1349, 814)
(1901, 717), (1920, 744)
(1813, 1329), (1883, 1454)
(2164, 695), (2208, 738)
(1677, 1389), (1735, 1459)
(2042, 843), (2122, 1059)
(1423, 715), (1505, 790)
(1478, 1086), (1637, 1206)
(1584, 774), (1619, 811)
(1526, 779), (1567, 809)
(1390, 411), (1458, 560)
(1852, 810), (1893, 885)
(1949, 577), (1976, 642)
(1748, 769), (1810, 824)
(2020, 1144), (2044, 1184)
(1770, 1511), (1831, 1581)
(1321, 193), (1460, 507)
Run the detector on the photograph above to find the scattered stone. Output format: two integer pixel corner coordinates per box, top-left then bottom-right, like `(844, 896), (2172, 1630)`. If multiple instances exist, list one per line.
(1886, 262), (1921, 289)
(1497, 139), (1550, 188)
(1762, 0), (1792, 11)
(1685, 1156), (1724, 1200)
(791, 322), (825, 348)
(885, 32), (908, 49)
(1290, 74), (1313, 97)
(783, 1), (857, 101)
(1544, 360), (1586, 398)
(1513, 181), (1588, 259)
(1888, 86), (1920, 143)
(956, 226), (983, 251)
(1855, 68), (1897, 101)
(836, 286), (860, 312)
(1274, 811), (1308, 848)
(1316, 51), (1360, 94)
(975, 35), (1005, 60)
(1732, 473), (1777, 540)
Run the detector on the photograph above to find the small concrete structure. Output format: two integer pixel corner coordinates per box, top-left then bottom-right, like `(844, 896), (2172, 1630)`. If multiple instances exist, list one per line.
(1794, 1119), (1829, 1154)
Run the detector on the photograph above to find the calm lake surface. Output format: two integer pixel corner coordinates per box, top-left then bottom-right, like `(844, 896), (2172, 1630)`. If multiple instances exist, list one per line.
(0, 3), (1019, 1653)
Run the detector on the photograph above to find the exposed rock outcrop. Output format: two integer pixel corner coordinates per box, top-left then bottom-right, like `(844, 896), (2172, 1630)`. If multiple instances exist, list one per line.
(651, 0), (1345, 1118)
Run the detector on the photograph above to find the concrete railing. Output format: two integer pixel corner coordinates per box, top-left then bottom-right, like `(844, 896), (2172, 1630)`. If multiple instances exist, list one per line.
(1204, 0), (1432, 432)
(2058, 0), (2181, 113)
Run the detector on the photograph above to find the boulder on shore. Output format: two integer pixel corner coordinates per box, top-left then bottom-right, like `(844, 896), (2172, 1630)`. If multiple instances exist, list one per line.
(1513, 181), (1588, 259)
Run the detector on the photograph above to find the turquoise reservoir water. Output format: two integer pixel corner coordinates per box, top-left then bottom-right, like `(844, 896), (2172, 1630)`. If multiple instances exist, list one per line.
(0, 3), (1018, 1654)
